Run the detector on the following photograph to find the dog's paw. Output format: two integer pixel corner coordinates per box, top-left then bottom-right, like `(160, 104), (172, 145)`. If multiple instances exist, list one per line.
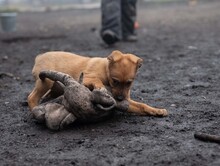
(98, 87), (109, 94)
(157, 109), (168, 117)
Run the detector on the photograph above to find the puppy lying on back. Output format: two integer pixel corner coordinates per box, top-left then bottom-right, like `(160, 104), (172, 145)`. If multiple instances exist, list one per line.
(28, 50), (168, 116)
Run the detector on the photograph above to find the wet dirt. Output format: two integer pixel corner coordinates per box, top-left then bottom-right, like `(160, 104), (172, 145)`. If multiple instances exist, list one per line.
(0, 1), (220, 165)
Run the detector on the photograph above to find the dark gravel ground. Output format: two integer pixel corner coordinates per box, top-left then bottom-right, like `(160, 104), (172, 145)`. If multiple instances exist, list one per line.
(0, 1), (220, 165)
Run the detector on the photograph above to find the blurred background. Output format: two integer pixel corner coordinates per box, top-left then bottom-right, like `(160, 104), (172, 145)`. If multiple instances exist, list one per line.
(0, 0), (101, 12)
(0, 0), (213, 12)
(0, 0), (217, 33)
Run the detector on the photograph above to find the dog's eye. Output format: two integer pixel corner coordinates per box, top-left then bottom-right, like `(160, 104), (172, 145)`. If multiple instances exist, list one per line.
(126, 80), (132, 86)
(112, 78), (120, 86)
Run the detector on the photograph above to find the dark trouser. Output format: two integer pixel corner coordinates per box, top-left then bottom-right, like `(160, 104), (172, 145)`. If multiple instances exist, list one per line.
(101, 0), (137, 40)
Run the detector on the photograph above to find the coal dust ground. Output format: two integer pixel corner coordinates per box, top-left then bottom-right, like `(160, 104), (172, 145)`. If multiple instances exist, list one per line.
(0, 1), (220, 165)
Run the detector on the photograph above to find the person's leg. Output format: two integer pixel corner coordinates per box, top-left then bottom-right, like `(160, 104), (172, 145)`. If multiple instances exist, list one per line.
(121, 0), (137, 41)
(101, 0), (122, 45)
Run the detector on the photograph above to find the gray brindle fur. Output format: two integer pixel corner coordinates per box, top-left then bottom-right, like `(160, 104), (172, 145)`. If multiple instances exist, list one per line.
(32, 70), (129, 130)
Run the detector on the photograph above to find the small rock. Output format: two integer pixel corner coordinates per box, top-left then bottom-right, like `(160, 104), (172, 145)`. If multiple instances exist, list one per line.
(14, 77), (20, 80)
(178, 53), (185, 57)
(141, 89), (147, 93)
(20, 101), (28, 107)
(0, 72), (14, 78)
(3, 56), (8, 60)
(192, 67), (198, 71)
(77, 139), (85, 144)
(188, 46), (197, 50)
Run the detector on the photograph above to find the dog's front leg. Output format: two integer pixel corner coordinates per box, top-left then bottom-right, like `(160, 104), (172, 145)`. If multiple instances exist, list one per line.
(127, 99), (168, 116)
(83, 76), (105, 90)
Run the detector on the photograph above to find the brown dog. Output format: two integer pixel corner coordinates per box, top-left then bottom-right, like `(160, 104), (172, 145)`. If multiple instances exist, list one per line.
(28, 50), (168, 116)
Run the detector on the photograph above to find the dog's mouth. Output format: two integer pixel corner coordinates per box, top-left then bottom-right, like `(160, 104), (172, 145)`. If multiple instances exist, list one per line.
(112, 94), (125, 101)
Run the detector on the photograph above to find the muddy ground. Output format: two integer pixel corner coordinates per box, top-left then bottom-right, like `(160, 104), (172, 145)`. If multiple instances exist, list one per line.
(0, 1), (220, 165)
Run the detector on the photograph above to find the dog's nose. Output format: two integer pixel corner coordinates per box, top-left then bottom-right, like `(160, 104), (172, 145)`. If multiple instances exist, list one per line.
(116, 95), (124, 101)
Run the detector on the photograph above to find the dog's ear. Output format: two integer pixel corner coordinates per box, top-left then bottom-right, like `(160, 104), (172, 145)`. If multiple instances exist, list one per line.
(107, 50), (122, 63)
(128, 54), (143, 70)
(137, 58), (143, 69)
(78, 72), (84, 84)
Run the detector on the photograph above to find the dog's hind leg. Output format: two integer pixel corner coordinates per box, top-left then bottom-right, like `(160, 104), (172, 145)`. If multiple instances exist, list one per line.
(28, 79), (53, 111)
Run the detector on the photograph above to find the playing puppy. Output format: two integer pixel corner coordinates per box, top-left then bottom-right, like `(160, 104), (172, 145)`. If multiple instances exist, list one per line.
(28, 50), (168, 116)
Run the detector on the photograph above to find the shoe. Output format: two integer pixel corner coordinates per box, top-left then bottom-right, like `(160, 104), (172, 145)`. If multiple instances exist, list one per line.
(102, 30), (119, 45)
(123, 34), (138, 42)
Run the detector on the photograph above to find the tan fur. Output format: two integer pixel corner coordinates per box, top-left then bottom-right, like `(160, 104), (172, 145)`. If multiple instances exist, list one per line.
(28, 50), (168, 116)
